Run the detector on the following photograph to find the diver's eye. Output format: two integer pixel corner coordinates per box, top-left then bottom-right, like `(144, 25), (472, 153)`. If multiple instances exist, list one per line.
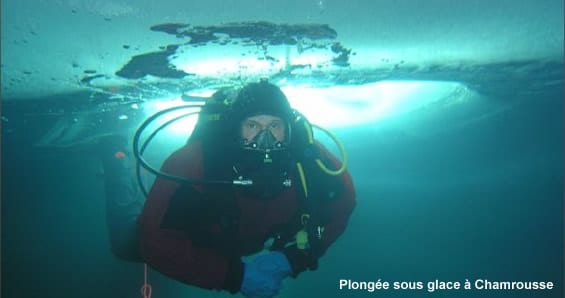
(246, 122), (259, 130)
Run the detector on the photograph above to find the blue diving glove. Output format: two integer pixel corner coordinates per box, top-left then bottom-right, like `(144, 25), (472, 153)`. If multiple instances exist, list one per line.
(240, 251), (292, 298)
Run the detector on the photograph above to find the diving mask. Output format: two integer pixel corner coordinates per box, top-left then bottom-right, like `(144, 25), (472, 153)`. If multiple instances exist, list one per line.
(242, 128), (286, 152)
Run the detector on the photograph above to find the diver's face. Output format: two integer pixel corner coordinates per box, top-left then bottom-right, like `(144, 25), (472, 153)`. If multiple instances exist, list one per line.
(240, 115), (286, 144)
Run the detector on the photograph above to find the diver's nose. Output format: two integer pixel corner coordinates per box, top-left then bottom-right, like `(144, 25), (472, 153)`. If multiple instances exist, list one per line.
(255, 129), (277, 150)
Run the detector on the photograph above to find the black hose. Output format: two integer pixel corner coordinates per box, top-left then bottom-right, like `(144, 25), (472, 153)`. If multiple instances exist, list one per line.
(133, 104), (234, 197)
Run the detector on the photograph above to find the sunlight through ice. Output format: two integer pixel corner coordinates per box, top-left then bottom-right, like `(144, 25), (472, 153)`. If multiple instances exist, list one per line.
(284, 81), (465, 128)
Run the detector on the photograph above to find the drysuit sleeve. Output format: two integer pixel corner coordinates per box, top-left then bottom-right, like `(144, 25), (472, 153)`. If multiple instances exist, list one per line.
(283, 142), (357, 276)
(138, 142), (244, 293)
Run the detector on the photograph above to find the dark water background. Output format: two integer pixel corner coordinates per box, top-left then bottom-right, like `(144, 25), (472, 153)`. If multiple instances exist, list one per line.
(2, 70), (563, 297)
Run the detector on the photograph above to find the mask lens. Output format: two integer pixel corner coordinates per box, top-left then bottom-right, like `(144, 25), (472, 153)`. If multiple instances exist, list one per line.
(245, 129), (283, 151)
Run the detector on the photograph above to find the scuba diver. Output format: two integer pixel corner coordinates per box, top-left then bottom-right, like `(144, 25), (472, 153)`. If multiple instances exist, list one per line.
(99, 79), (356, 297)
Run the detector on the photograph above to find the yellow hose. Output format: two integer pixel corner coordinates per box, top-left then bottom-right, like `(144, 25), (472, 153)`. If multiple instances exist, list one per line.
(296, 162), (308, 198)
(302, 120), (348, 176)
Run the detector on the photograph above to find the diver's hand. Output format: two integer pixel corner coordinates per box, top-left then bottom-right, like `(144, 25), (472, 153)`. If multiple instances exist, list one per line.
(240, 251), (292, 298)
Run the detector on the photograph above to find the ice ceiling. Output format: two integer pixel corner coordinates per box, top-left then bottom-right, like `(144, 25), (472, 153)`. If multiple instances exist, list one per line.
(2, 0), (562, 100)
(1, 0), (562, 146)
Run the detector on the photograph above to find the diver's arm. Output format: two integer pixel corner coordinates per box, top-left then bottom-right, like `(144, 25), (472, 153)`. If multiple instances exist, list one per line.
(138, 143), (244, 293)
(283, 144), (357, 276)
(314, 164), (356, 255)
(312, 142), (356, 256)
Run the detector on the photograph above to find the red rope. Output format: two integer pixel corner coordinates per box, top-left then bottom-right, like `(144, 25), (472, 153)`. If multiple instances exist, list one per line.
(140, 264), (153, 298)
(140, 161), (153, 298)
